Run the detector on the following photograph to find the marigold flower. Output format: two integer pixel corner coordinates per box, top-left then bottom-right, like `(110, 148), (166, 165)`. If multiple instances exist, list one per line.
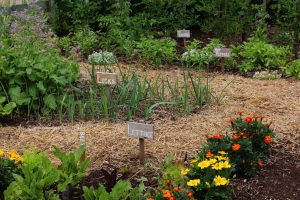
(0, 149), (4, 157)
(163, 190), (172, 198)
(181, 168), (190, 175)
(165, 180), (171, 185)
(187, 179), (200, 187)
(173, 187), (182, 191)
(209, 133), (223, 140)
(198, 160), (211, 169)
(264, 136), (272, 144)
(206, 151), (214, 158)
(244, 116), (253, 123)
(257, 161), (263, 168)
(146, 198), (154, 200)
(8, 150), (24, 162)
(232, 143), (241, 151)
(209, 158), (217, 164)
(232, 134), (239, 140)
(218, 151), (227, 155)
(212, 162), (223, 170)
(214, 176), (230, 186)
(187, 192), (194, 199)
(240, 132), (247, 138)
(190, 159), (198, 164)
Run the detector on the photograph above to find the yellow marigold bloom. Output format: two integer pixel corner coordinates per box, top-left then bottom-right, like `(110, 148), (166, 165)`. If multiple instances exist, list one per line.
(205, 182), (210, 188)
(181, 168), (190, 175)
(212, 162), (223, 170)
(198, 160), (211, 169)
(221, 161), (231, 169)
(218, 151), (227, 155)
(214, 176), (230, 186)
(8, 150), (24, 162)
(0, 149), (4, 157)
(208, 158), (217, 165)
(187, 179), (200, 187)
(190, 159), (198, 164)
(216, 156), (227, 161)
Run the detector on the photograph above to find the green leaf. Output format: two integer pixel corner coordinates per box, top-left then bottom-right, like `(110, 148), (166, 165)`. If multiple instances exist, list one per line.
(8, 86), (31, 105)
(44, 94), (57, 110)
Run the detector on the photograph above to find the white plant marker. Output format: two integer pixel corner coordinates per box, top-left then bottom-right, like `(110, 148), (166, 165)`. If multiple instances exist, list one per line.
(127, 122), (154, 164)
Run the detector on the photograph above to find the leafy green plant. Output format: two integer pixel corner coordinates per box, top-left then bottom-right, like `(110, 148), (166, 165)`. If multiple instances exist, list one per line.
(237, 38), (290, 73)
(83, 180), (144, 200)
(53, 146), (90, 190)
(283, 59), (300, 79)
(134, 37), (177, 66)
(0, 96), (16, 116)
(4, 151), (62, 200)
(0, 6), (80, 117)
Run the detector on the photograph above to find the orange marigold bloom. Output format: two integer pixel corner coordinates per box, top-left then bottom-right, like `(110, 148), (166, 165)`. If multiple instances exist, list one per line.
(187, 193), (194, 199)
(257, 161), (263, 168)
(206, 151), (214, 158)
(163, 190), (172, 198)
(165, 180), (171, 185)
(244, 117), (253, 123)
(173, 187), (182, 191)
(240, 132), (247, 138)
(214, 134), (223, 139)
(232, 143), (241, 151)
(264, 136), (272, 144)
(232, 134), (239, 140)
(146, 198), (154, 200)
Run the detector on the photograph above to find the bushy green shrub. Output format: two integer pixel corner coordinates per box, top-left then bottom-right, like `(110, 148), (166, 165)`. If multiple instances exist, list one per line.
(237, 38), (290, 73)
(283, 59), (300, 79)
(73, 27), (98, 56)
(134, 37), (177, 66)
(181, 39), (224, 68)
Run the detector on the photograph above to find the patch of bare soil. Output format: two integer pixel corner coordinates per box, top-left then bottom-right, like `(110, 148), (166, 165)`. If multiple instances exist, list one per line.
(233, 140), (300, 200)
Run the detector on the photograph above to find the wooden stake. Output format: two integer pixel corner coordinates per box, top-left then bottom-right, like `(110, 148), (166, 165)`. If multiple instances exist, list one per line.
(139, 138), (145, 164)
(221, 58), (225, 73)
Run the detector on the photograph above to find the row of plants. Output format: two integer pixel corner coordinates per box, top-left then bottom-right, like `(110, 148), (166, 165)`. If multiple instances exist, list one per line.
(0, 6), (218, 123)
(0, 114), (276, 199)
(50, 0), (300, 53)
(47, 0), (300, 79)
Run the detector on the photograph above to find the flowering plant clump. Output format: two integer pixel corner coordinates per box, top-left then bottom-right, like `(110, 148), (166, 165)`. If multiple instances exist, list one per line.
(206, 114), (275, 176)
(0, 148), (23, 188)
(183, 152), (234, 200)
(88, 50), (117, 65)
(150, 180), (195, 200)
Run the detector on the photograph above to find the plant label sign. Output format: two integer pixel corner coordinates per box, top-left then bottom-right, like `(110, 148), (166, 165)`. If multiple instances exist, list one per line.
(79, 132), (86, 145)
(214, 48), (231, 58)
(127, 122), (154, 140)
(177, 29), (190, 38)
(96, 72), (117, 85)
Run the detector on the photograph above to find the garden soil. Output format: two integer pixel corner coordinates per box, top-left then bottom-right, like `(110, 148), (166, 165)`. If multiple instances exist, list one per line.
(1, 65), (300, 199)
